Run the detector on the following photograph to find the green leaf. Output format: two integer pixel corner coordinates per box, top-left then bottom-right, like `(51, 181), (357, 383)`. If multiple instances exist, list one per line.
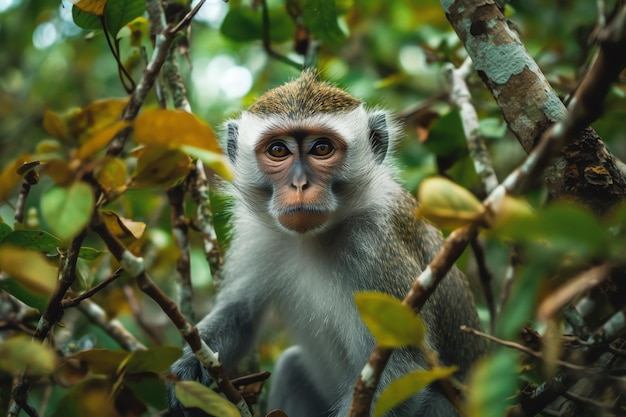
(354, 292), (425, 348)
(220, 6), (294, 43)
(424, 110), (467, 158)
(499, 202), (606, 260)
(467, 349), (518, 417)
(105, 0), (146, 38)
(374, 366), (457, 417)
(119, 346), (183, 375)
(78, 246), (107, 260)
(0, 229), (103, 260)
(175, 381), (240, 417)
(496, 264), (543, 340)
(0, 277), (49, 311)
(479, 117), (508, 139)
(41, 182), (95, 242)
(537, 204), (606, 258)
(0, 222), (11, 241)
(52, 377), (120, 417)
(125, 378), (169, 411)
(72, 5), (102, 30)
(303, 0), (346, 43)
(1, 229), (61, 252)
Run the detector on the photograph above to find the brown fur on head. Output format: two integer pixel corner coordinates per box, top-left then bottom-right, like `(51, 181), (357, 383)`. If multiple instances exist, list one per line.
(247, 70), (362, 118)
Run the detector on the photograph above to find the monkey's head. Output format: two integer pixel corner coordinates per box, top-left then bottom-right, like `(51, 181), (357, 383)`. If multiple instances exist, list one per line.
(224, 70), (399, 235)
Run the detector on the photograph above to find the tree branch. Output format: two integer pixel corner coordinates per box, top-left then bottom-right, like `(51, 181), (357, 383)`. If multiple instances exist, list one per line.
(442, 0), (626, 214)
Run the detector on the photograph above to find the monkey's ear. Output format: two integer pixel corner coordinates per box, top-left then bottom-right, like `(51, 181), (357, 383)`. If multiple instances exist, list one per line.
(368, 112), (390, 163)
(226, 121), (239, 163)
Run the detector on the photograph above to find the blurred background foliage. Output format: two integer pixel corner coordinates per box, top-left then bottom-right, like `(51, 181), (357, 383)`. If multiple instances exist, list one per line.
(3, 0), (624, 289)
(1, 0), (626, 415)
(3, 0), (624, 174)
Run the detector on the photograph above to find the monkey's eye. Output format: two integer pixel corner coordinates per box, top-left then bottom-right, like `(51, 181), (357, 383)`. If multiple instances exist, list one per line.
(267, 142), (291, 159)
(309, 139), (334, 157)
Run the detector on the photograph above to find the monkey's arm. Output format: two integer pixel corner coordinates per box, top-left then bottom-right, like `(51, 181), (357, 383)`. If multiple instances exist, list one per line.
(168, 275), (269, 416)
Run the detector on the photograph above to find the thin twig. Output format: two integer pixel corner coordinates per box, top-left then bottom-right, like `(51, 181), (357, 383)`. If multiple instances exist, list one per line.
(469, 238), (496, 333)
(261, 0), (302, 69)
(61, 268), (124, 309)
(461, 326), (587, 372)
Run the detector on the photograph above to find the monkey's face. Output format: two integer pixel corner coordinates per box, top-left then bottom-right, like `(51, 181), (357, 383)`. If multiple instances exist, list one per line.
(254, 128), (347, 234)
(225, 72), (395, 236)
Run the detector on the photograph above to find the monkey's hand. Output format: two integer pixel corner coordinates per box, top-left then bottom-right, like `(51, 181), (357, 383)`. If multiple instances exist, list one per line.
(168, 349), (213, 417)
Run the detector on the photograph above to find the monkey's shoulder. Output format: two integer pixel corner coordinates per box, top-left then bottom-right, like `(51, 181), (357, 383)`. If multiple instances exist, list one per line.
(388, 191), (444, 253)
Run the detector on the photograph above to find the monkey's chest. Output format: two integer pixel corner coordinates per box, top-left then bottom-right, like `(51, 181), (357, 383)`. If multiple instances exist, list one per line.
(273, 262), (374, 379)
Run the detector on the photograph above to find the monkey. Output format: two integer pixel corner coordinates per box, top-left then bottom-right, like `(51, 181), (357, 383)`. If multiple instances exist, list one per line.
(168, 70), (485, 417)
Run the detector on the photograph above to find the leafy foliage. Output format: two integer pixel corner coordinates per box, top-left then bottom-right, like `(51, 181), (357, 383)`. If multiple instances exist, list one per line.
(175, 381), (240, 417)
(354, 292), (426, 348)
(374, 366), (457, 417)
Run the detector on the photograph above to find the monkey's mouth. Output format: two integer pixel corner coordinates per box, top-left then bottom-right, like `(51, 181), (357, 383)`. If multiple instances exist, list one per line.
(277, 205), (330, 234)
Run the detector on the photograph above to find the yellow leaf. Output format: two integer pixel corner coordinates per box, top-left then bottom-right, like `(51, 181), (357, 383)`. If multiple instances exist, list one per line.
(490, 194), (534, 232)
(43, 110), (68, 141)
(134, 109), (221, 152)
(75, 120), (130, 159)
(181, 145), (234, 182)
(74, 349), (129, 374)
(41, 159), (74, 185)
(70, 0), (107, 16)
(55, 357), (90, 387)
(0, 336), (56, 376)
(120, 16), (149, 46)
(129, 147), (193, 189)
(0, 246), (57, 295)
(542, 319), (561, 377)
(53, 377), (122, 417)
(0, 154), (32, 203)
(95, 156), (127, 192)
(374, 366), (457, 417)
(101, 210), (146, 240)
(354, 292), (425, 348)
(35, 139), (63, 156)
(175, 381), (240, 417)
(417, 176), (484, 231)
(68, 98), (129, 144)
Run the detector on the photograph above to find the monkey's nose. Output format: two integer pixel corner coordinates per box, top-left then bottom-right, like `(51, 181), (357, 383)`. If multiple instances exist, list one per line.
(291, 164), (309, 191)
(291, 174), (309, 191)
